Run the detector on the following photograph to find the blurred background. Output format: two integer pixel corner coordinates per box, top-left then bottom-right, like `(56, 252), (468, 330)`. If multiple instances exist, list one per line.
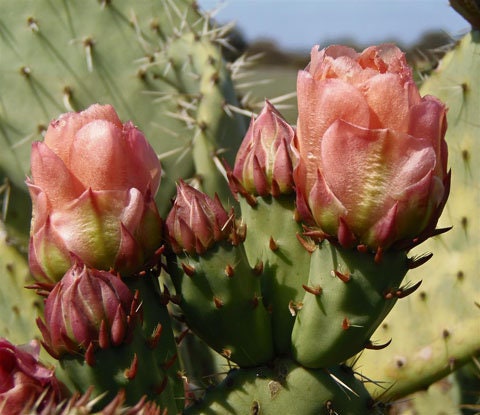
(196, 0), (471, 122)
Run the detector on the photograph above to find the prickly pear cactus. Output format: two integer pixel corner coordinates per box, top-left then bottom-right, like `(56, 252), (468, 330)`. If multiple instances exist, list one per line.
(354, 28), (480, 401)
(0, 0), (245, 241)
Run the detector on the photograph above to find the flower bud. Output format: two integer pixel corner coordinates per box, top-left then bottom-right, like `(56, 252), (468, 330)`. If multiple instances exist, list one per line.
(232, 100), (296, 197)
(28, 104), (163, 286)
(165, 181), (234, 254)
(294, 44), (449, 250)
(37, 262), (141, 358)
(0, 338), (63, 413)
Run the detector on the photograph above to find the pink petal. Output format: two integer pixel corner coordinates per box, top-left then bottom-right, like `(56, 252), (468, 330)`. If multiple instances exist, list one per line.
(30, 142), (84, 207)
(360, 73), (412, 131)
(321, 120), (436, 232)
(296, 75), (371, 191)
(44, 104), (122, 167)
(69, 120), (130, 191)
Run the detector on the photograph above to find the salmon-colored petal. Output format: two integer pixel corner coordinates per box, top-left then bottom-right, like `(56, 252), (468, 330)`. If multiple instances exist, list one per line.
(30, 142), (84, 206)
(44, 104), (122, 167)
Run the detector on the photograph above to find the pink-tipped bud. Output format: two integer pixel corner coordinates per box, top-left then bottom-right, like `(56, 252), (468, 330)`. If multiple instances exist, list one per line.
(165, 181), (234, 254)
(27, 104), (163, 286)
(0, 338), (63, 413)
(37, 262), (141, 358)
(294, 44), (449, 250)
(232, 100), (296, 197)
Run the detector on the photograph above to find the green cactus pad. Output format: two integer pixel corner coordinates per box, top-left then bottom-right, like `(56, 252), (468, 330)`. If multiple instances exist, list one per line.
(167, 242), (274, 368)
(355, 30), (480, 401)
(239, 195), (312, 355)
(292, 240), (409, 368)
(185, 358), (379, 415)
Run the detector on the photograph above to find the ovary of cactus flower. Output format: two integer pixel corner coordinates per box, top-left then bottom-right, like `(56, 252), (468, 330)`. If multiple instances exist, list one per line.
(27, 104), (163, 286)
(0, 338), (63, 414)
(231, 100), (296, 197)
(294, 43), (450, 250)
(165, 181), (235, 254)
(37, 262), (141, 359)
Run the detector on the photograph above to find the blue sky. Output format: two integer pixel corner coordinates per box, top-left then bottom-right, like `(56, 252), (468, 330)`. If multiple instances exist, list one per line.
(197, 0), (470, 52)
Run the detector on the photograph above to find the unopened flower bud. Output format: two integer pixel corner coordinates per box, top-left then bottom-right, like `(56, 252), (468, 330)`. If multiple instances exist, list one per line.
(165, 181), (234, 254)
(37, 262), (141, 358)
(232, 100), (296, 197)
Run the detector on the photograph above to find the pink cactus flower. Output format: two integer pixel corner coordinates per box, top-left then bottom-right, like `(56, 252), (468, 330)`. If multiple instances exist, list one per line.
(232, 100), (296, 197)
(165, 181), (234, 254)
(294, 44), (449, 250)
(37, 261), (141, 359)
(27, 104), (163, 286)
(0, 338), (63, 414)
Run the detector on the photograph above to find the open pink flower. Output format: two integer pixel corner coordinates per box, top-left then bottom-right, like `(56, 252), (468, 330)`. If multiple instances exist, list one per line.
(0, 338), (63, 414)
(294, 44), (449, 249)
(28, 104), (163, 286)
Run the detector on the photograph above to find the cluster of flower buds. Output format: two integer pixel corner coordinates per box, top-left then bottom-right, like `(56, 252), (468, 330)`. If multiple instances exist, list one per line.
(231, 44), (449, 252)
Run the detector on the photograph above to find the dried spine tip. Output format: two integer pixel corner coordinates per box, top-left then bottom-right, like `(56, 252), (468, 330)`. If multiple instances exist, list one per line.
(222, 348), (232, 359)
(252, 261), (264, 275)
(288, 300), (303, 316)
(85, 342), (95, 366)
(374, 247), (383, 263)
(148, 323), (163, 349)
(384, 280), (422, 299)
(213, 296), (224, 308)
(302, 284), (322, 296)
(296, 233), (316, 253)
(181, 262), (196, 277)
(251, 294), (260, 309)
(333, 270), (351, 283)
(365, 339), (392, 350)
(225, 264), (235, 277)
(408, 253), (433, 269)
(124, 353), (139, 380)
(342, 317), (350, 330)
(269, 236), (279, 251)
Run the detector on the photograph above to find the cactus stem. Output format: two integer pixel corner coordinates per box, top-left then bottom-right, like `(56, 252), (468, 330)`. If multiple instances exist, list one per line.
(407, 252), (433, 269)
(181, 262), (196, 277)
(302, 284), (323, 296)
(224, 264), (235, 277)
(147, 323), (163, 349)
(364, 338), (392, 350)
(269, 236), (279, 251)
(296, 233), (317, 253)
(213, 296), (224, 308)
(85, 342), (96, 366)
(332, 270), (351, 283)
(124, 353), (139, 380)
(252, 261), (264, 275)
